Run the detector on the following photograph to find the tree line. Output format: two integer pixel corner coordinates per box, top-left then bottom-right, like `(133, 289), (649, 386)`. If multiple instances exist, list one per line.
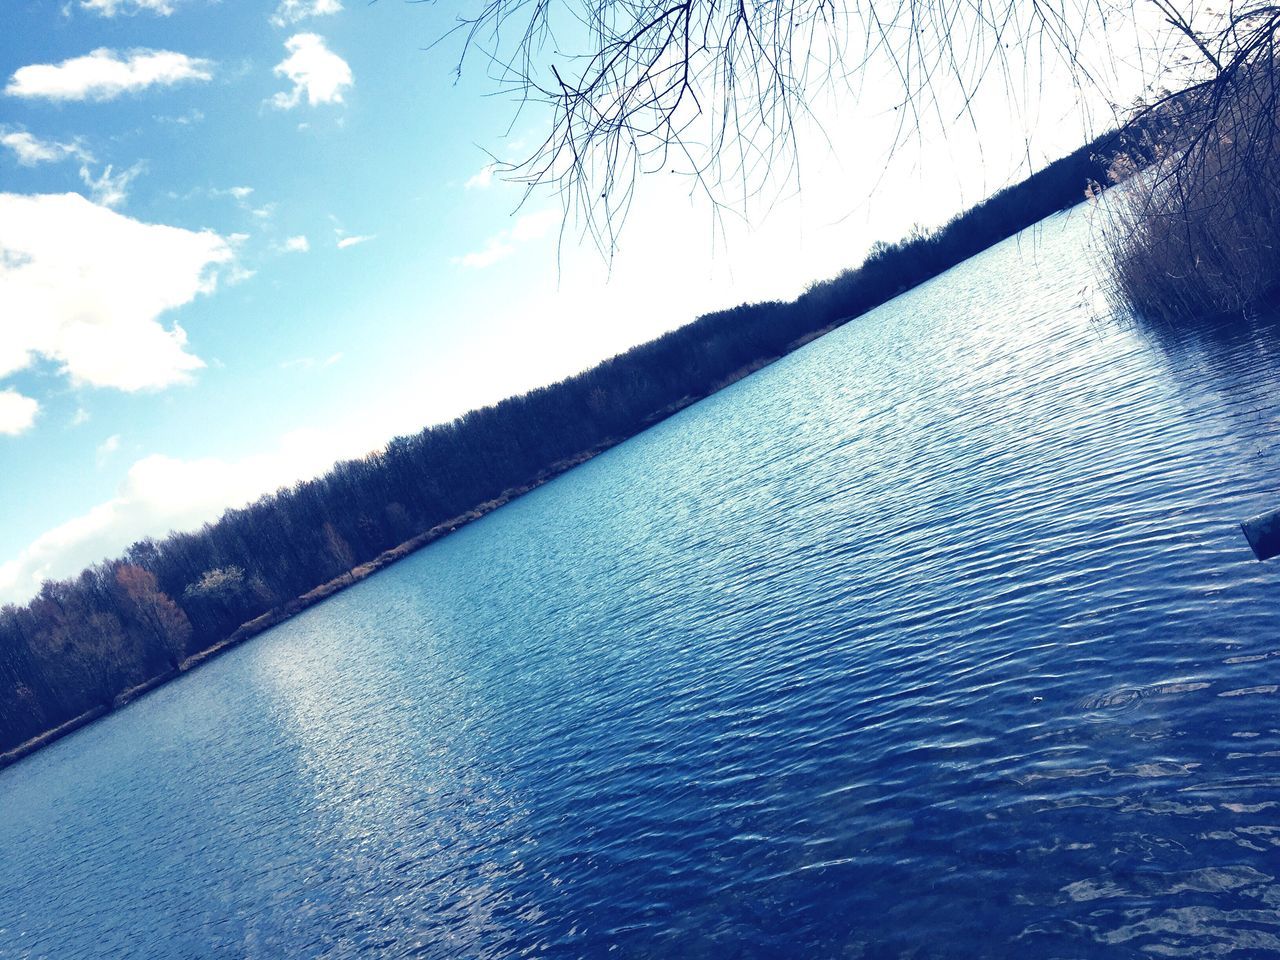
(0, 129), (1129, 758)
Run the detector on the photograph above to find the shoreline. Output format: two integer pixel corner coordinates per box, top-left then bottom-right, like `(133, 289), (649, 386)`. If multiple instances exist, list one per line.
(0, 319), (845, 774)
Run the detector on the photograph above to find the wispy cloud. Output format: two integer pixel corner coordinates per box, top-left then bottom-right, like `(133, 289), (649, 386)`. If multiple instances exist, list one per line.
(95, 433), (121, 465)
(270, 34), (351, 109)
(270, 0), (342, 27)
(280, 352), (342, 370)
(453, 236), (514, 269)
(336, 234), (373, 249)
(79, 0), (183, 15)
(0, 127), (91, 166)
(0, 390), (39, 437)
(154, 108), (204, 125)
(5, 48), (213, 102)
(204, 185), (256, 214)
(452, 209), (560, 269)
(79, 162), (145, 209)
(281, 234), (310, 253)
(463, 140), (525, 189)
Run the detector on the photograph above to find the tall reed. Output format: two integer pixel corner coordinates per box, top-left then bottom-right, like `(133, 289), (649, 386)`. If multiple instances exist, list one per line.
(1097, 24), (1280, 324)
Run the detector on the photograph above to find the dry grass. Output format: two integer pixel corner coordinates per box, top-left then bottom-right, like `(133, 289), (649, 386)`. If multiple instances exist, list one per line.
(1096, 21), (1280, 325)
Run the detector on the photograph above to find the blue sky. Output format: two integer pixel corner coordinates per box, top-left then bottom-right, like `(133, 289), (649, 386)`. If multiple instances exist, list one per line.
(0, 0), (1139, 603)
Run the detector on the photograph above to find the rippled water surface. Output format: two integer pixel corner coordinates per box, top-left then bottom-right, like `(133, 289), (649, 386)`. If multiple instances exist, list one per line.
(4, 209), (1280, 959)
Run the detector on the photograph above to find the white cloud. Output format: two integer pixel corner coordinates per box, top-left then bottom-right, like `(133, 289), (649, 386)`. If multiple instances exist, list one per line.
(454, 236), (515, 269)
(228, 186), (254, 200)
(452, 209), (560, 269)
(80, 0), (181, 14)
(79, 162), (144, 209)
(96, 433), (121, 465)
(6, 48), (212, 102)
(464, 164), (496, 190)
(336, 234), (372, 249)
(270, 0), (342, 27)
(71, 406), (91, 426)
(270, 34), (352, 109)
(0, 192), (233, 392)
(282, 234), (310, 253)
(0, 390), (39, 436)
(511, 209), (560, 242)
(0, 128), (90, 166)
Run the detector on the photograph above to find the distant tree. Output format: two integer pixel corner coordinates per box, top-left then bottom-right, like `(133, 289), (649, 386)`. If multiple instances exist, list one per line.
(322, 522), (356, 575)
(182, 566), (270, 641)
(26, 583), (133, 710)
(115, 565), (194, 669)
(184, 566), (249, 604)
(385, 502), (415, 541)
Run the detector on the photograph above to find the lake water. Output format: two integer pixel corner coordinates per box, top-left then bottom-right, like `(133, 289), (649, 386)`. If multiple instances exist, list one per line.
(3, 208), (1280, 959)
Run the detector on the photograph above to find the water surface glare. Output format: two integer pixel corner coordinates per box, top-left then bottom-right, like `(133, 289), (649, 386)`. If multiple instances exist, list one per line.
(4, 209), (1280, 959)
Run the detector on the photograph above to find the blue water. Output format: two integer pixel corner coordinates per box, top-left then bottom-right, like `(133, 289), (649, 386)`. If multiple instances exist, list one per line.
(3, 209), (1280, 959)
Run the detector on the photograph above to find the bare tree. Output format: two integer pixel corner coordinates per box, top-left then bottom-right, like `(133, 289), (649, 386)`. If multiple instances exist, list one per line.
(430, 0), (1144, 251)
(427, 0), (1280, 326)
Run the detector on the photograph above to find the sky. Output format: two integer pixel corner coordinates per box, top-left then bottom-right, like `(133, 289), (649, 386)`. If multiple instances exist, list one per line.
(0, 0), (1154, 604)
